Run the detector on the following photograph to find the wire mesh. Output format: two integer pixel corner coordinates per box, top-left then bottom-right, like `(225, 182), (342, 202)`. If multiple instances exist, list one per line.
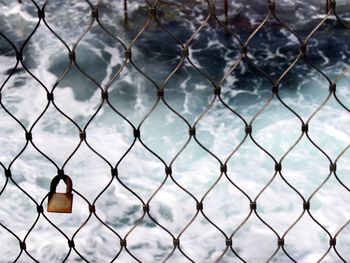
(0, 0), (350, 262)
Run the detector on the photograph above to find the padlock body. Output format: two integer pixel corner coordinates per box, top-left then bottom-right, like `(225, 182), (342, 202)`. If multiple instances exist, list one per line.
(48, 193), (73, 213)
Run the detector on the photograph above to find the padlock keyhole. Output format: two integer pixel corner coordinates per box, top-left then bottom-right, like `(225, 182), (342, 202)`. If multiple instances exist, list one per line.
(56, 181), (66, 193)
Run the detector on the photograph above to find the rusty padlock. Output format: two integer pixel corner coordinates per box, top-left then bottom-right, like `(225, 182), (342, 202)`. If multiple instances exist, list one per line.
(47, 175), (73, 213)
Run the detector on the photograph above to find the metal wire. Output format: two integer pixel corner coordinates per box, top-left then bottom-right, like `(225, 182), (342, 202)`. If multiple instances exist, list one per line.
(0, 0), (349, 262)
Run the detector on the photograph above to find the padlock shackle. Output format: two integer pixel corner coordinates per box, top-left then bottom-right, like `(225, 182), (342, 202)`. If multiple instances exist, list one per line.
(50, 175), (73, 194)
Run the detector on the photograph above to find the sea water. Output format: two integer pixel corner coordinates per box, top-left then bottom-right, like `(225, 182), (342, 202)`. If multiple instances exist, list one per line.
(0, 0), (350, 262)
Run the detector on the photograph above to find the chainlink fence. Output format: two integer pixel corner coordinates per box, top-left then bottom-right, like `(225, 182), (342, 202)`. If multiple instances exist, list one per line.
(0, 0), (350, 262)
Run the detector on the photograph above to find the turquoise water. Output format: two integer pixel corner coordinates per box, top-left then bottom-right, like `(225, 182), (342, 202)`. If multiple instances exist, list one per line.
(0, 0), (350, 262)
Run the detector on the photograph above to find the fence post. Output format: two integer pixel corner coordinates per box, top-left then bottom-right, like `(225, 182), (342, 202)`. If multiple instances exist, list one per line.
(124, 0), (128, 24)
(224, 0), (228, 26)
(326, 0), (335, 14)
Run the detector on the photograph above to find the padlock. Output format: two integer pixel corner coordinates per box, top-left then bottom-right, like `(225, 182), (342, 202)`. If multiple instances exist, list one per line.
(47, 175), (73, 213)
